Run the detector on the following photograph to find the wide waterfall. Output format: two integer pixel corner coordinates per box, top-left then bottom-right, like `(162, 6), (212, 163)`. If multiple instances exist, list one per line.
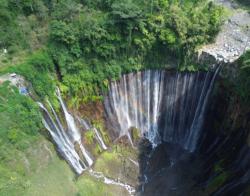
(104, 68), (220, 152)
(38, 89), (95, 174)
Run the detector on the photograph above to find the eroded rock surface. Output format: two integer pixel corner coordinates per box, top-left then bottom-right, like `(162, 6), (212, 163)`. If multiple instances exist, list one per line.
(199, 0), (250, 64)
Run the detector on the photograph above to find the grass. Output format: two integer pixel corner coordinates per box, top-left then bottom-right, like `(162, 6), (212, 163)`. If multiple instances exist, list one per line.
(0, 136), (78, 196)
(0, 50), (32, 74)
(24, 157), (77, 196)
(0, 132), (140, 196)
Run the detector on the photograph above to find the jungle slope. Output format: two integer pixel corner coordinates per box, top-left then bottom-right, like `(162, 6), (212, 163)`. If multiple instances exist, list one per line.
(1, 0), (249, 196)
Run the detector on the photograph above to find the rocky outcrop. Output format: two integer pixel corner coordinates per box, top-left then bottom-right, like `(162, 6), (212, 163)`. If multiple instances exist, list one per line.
(0, 73), (30, 95)
(198, 0), (250, 65)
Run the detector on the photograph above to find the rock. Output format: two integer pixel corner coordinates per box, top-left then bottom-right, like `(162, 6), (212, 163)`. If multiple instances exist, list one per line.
(198, 0), (250, 65)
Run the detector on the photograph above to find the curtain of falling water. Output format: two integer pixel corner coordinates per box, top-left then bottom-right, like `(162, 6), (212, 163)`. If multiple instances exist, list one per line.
(104, 68), (220, 152)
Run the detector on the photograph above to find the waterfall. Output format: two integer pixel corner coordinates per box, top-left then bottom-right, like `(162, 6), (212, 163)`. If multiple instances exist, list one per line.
(104, 68), (220, 152)
(55, 88), (93, 166)
(93, 127), (108, 150)
(38, 88), (94, 174)
(38, 102), (86, 174)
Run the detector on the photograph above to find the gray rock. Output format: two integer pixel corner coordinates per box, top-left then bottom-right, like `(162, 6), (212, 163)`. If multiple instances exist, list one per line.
(198, 0), (250, 65)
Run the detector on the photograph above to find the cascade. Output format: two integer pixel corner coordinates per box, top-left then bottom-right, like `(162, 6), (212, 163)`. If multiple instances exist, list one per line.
(38, 102), (85, 174)
(55, 88), (93, 166)
(104, 68), (220, 152)
(38, 89), (94, 174)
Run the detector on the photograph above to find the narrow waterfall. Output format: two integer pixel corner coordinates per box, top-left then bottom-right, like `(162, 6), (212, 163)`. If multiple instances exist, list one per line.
(38, 89), (94, 174)
(93, 127), (108, 150)
(56, 88), (93, 166)
(38, 102), (85, 174)
(78, 118), (108, 150)
(104, 68), (220, 152)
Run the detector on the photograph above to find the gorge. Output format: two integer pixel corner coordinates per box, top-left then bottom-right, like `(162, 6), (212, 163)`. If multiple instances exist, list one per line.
(0, 0), (250, 195)
(35, 66), (249, 195)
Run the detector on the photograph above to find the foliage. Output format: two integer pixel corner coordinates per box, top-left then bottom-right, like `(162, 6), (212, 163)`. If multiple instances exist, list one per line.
(0, 1), (225, 176)
(0, 1), (227, 195)
(0, 0), (48, 52)
(8, 51), (56, 99)
(207, 172), (229, 193)
(1, 0), (225, 105)
(0, 0), (225, 105)
(0, 0), (27, 51)
(0, 81), (43, 194)
(45, 0), (224, 105)
(235, 50), (250, 105)
(85, 130), (95, 144)
(0, 82), (42, 149)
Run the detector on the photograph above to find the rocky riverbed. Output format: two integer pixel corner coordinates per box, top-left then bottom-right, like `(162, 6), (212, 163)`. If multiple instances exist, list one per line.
(199, 0), (250, 64)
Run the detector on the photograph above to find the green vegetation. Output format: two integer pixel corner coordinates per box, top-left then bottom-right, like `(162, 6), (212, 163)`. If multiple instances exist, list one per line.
(11, 51), (56, 99)
(0, 0), (48, 60)
(206, 172), (229, 193)
(48, 0), (224, 104)
(0, 82), (42, 149)
(0, 1), (230, 195)
(1, 0), (224, 105)
(92, 120), (110, 145)
(0, 82), (43, 194)
(85, 130), (95, 144)
(0, 119), (133, 196)
(235, 50), (250, 106)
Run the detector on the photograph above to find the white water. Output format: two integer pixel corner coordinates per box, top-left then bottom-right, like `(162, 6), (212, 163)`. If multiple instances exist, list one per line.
(105, 69), (220, 152)
(38, 102), (85, 174)
(55, 88), (93, 166)
(93, 127), (108, 150)
(89, 169), (135, 195)
(38, 88), (96, 173)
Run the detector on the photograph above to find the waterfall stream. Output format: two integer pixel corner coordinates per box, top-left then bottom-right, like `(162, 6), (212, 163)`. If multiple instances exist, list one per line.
(38, 102), (86, 174)
(56, 88), (93, 166)
(89, 169), (136, 195)
(38, 89), (98, 174)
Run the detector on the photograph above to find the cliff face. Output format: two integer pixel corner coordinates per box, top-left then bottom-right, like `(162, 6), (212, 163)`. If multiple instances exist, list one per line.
(198, 47), (250, 194)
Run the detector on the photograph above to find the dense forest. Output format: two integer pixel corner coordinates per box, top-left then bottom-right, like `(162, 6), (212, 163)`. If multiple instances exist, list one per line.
(0, 0), (250, 195)
(1, 0), (225, 102)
